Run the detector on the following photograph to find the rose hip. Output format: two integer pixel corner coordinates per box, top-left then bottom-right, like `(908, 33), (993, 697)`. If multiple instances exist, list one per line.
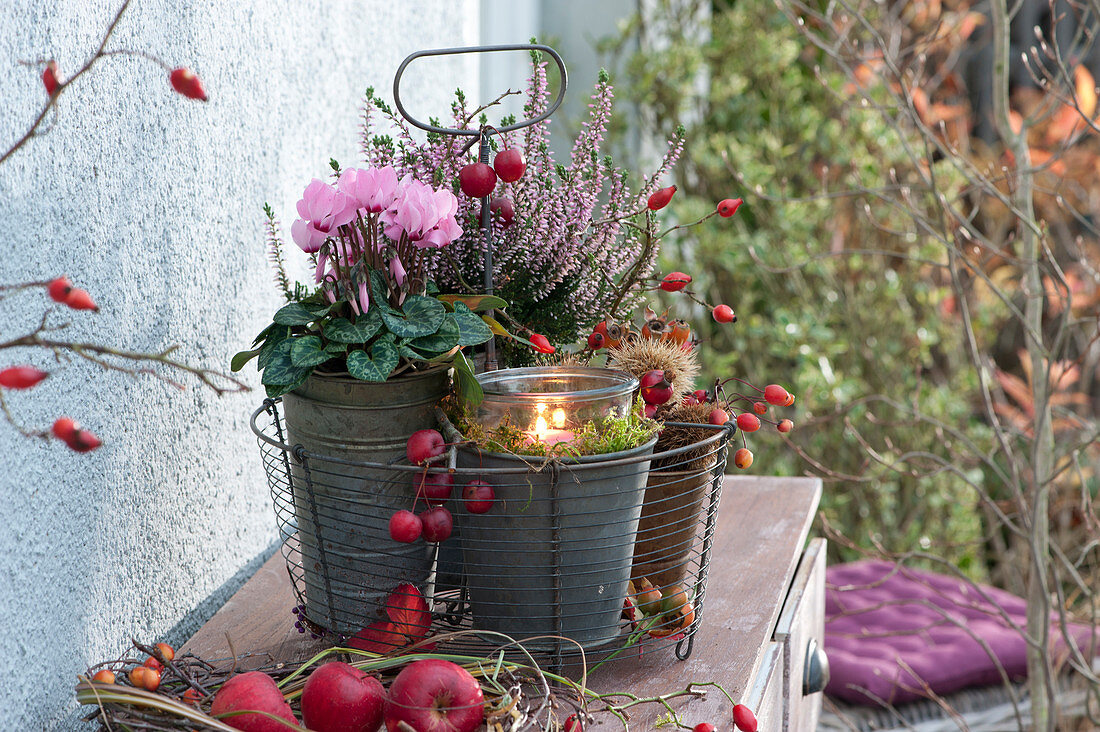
(64, 288), (99, 311)
(718, 197), (744, 217)
(659, 271), (691, 292)
(777, 419), (794, 433)
(91, 669), (116, 684)
(764, 384), (789, 405)
(169, 67), (208, 101)
(47, 276), (73, 302)
(736, 413), (761, 432)
(0, 366), (48, 389)
(733, 703), (758, 732)
(647, 185), (677, 211)
(734, 448), (754, 470)
(712, 304), (736, 323)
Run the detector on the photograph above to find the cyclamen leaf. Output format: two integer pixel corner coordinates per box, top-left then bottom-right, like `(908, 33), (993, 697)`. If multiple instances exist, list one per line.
(231, 348), (260, 373)
(381, 295), (446, 338)
(264, 369), (310, 399)
(290, 335), (331, 368)
(324, 310), (383, 343)
(257, 326), (292, 370)
(261, 340), (311, 387)
(347, 339), (399, 382)
(452, 303), (493, 346)
(452, 350), (483, 406)
(408, 313), (460, 353)
(273, 302), (320, 326)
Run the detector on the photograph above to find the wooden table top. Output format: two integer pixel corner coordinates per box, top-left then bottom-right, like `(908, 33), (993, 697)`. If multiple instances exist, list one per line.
(182, 475), (821, 728)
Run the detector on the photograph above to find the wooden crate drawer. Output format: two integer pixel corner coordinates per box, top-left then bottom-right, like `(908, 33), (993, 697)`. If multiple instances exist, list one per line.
(774, 538), (828, 731)
(744, 642), (784, 732)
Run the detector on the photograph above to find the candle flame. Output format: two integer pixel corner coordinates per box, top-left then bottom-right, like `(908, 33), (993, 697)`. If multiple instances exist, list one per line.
(552, 408), (566, 428)
(535, 415), (548, 435)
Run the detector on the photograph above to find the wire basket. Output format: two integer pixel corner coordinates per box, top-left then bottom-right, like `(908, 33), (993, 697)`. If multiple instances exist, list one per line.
(252, 398), (731, 668)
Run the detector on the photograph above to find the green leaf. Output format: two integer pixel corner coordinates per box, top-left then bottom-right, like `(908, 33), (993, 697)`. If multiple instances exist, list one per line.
(408, 312), (460, 353)
(290, 335), (332, 368)
(323, 310), (383, 343)
(264, 368), (311, 399)
(257, 326), (292, 370)
(452, 350), (483, 406)
(437, 294), (508, 312)
(452, 303), (493, 346)
(261, 339), (312, 386)
(231, 349), (260, 372)
(382, 295), (446, 338)
(251, 323), (275, 346)
(273, 302), (321, 326)
(346, 338), (399, 382)
(325, 341), (348, 354)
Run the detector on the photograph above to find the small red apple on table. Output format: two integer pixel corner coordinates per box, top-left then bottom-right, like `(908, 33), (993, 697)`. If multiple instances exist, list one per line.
(301, 661), (385, 732)
(383, 659), (484, 732)
(210, 670), (298, 732)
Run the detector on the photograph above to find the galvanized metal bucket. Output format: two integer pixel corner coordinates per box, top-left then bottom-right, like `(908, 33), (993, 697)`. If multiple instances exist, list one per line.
(280, 367), (450, 635)
(452, 438), (656, 649)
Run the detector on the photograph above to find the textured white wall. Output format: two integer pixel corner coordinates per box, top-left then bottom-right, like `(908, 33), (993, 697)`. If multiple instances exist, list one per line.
(0, 1), (478, 728)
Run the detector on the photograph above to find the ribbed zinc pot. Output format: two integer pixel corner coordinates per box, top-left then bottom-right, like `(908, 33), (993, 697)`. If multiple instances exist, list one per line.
(453, 437), (656, 650)
(281, 367), (450, 635)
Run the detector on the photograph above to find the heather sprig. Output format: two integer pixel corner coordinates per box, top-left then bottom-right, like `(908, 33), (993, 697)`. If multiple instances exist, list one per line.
(358, 57), (690, 358)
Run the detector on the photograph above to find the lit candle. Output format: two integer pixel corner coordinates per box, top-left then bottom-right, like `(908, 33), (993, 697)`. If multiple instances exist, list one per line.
(524, 402), (576, 446)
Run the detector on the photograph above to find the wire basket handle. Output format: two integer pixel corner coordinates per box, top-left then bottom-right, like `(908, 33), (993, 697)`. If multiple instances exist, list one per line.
(392, 43), (568, 136)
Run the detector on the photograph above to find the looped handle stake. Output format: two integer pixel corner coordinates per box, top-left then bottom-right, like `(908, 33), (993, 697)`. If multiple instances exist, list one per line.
(392, 43), (568, 136)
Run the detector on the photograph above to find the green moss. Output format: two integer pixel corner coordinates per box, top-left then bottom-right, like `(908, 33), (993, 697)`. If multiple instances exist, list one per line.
(444, 396), (658, 458)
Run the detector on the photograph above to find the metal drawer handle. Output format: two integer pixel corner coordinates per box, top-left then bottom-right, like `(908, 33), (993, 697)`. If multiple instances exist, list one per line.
(803, 637), (830, 695)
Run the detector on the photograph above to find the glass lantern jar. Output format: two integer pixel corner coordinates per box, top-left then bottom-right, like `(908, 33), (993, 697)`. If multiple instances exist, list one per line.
(472, 366), (638, 447)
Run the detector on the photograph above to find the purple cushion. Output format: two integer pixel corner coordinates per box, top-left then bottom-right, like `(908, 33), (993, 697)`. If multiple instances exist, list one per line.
(824, 560), (1097, 705)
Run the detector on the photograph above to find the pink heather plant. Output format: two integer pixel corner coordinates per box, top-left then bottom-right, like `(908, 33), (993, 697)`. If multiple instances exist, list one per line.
(358, 56), (686, 360)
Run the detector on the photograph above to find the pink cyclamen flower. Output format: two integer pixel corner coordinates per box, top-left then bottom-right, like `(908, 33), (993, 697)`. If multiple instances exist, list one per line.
(381, 177), (463, 248)
(389, 254), (407, 287)
(291, 179), (356, 253)
(338, 166), (399, 214)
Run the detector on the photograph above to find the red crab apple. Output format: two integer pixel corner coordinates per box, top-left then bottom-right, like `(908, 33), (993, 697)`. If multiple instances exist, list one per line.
(419, 506), (453, 543)
(493, 148), (526, 182)
(708, 408), (729, 426)
(301, 661), (385, 732)
(211, 671), (298, 732)
(383, 659), (484, 732)
(489, 196), (514, 226)
(459, 163), (497, 198)
(462, 480), (494, 514)
(389, 510), (423, 543)
(407, 429), (445, 464)
(416, 471), (454, 504)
